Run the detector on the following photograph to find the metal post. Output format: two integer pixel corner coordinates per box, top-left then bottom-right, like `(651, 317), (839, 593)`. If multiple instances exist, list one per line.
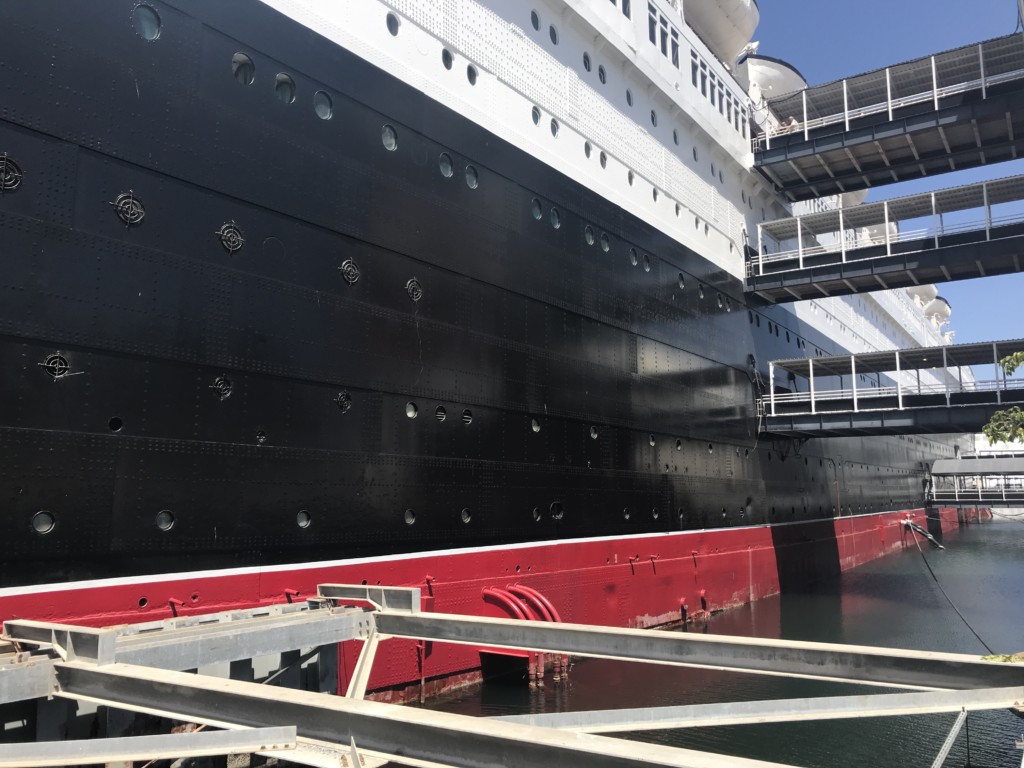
(994, 342), (1002, 405)
(958, 366), (963, 393)
(797, 217), (804, 269)
(884, 201), (892, 256)
(802, 90), (809, 141)
(931, 55), (939, 111)
(757, 223), (764, 275)
(851, 356), (858, 412)
(931, 192), (939, 249)
(809, 358), (816, 414)
(843, 79), (850, 131)
(839, 208), (846, 262)
(769, 362), (776, 416)
(896, 350), (903, 410)
(942, 346), (950, 408)
(886, 67), (893, 121)
(983, 182), (991, 241)
(978, 43), (987, 100)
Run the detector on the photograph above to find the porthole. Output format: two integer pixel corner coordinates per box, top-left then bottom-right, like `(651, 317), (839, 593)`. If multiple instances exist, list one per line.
(625, 89), (633, 106)
(530, 10), (540, 31)
(675, 439), (683, 451)
(623, 507), (632, 521)
(652, 188), (659, 202)
(461, 508), (472, 524)
(462, 409), (473, 425)
(441, 48), (454, 70)
(155, 510), (175, 532)
(550, 501), (564, 520)
(465, 165), (479, 189)
(550, 208), (561, 229)
(438, 152), (454, 178)
(296, 510), (311, 529)
(404, 509), (416, 526)
(549, 25), (559, 45)
(435, 405), (447, 422)
(652, 508), (659, 520)
(719, 170), (724, 183)
(589, 426), (599, 440)
(31, 511), (56, 535)
(672, 129), (679, 146)
(406, 402), (418, 419)
(531, 417), (542, 433)
(642, 254), (651, 272)
(600, 232), (610, 252)
(710, 162), (716, 177)
(532, 507), (542, 522)
(584, 141), (592, 158)
(707, 443), (713, 454)
(698, 285), (705, 299)
(132, 4), (162, 41)
(741, 191), (747, 205)
(674, 203), (681, 217)
(650, 110), (658, 127)
(386, 12), (400, 36)
(232, 53), (255, 86)
(109, 417), (124, 433)
(531, 198), (543, 220)
(692, 146), (699, 162)
(550, 118), (559, 138)
(627, 170), (634, 186)
(381, 124), (398, 151)
(598, 65), (606, 84)
(583, 52), (592, 72)
(531, 105), (541, 125)
(678, 273), (685, 289)
(628, 247), (638, 266)
(599, 151), (607, 168)
(313, 90), (333, 120)
(648, 434), (656, 447)
(704, 222), (710, 237)
(466, 64), (478, 85)
(694, 216), (700, 231)
(584, 225), (595, 246)
(717, 294), (723, 309)
(275, 73), (296, 104)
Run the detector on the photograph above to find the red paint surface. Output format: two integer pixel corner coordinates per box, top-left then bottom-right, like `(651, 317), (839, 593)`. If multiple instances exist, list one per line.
(0, 507), (971, 699)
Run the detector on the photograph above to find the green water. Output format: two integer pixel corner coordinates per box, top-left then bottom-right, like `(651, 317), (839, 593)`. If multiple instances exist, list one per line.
(423, 519), (1024, 767)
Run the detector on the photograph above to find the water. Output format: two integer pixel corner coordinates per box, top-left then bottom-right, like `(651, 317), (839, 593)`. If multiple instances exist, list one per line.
(422, 519), (1024, 767)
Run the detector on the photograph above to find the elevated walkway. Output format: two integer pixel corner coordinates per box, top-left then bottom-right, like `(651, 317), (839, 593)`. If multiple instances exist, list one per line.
(753, 34), (1024, 201)
(760, 338), (1024, 437)
(930, 456), (1024, 506)
(746, 174), (1024, 302)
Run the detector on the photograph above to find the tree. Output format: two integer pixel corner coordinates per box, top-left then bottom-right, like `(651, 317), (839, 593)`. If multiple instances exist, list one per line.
(981, 352), (1024, 444)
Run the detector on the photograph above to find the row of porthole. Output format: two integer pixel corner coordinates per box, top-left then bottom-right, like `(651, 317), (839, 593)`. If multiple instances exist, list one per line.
(405, 402), (474, 424)
(386, 12), (480, 86)
(381, 124), (480, 189)
(747, 312), (807, 348)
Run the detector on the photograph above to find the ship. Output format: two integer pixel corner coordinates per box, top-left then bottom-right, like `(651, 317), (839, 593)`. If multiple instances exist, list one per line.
(0, 0), (974, 700)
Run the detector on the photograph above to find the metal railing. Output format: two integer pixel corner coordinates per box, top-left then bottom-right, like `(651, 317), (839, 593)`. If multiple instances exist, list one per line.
(761, 377), (1024, 418)
(748, 211), (1024, 277)
(752, 35), (1024, 150)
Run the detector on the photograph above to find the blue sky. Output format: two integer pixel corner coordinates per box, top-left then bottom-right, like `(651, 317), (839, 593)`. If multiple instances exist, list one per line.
(755, 0), (1024, 344)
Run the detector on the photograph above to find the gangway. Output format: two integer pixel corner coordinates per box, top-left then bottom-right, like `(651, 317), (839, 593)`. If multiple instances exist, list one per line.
(753, 34), (1024, 201)
(747, 174), (1024, 302)
(930, 456), (1024, 506)
(760, 338), (1024, 437)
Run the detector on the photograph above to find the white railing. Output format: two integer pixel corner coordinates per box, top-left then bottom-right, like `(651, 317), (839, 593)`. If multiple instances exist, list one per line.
(762, 377), (1024, 418)
(747, 210), (1024, 277)
(752, 55), (1024, 150)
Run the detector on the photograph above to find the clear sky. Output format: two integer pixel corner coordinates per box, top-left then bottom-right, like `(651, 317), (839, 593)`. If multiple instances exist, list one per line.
(755, 0), (1024, 344)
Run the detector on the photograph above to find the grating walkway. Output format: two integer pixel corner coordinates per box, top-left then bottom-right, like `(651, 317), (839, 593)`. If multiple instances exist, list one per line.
(760, 338), (1024, 437)
(746, 173), (1024, 302)
(753, 34), (1024, 201)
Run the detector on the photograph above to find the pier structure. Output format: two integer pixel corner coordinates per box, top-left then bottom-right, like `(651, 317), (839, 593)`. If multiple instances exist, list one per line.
(2, 583), (1023, 768)
(759, 338), (1024, 437)
(754, 33), (1024, 201)
(746, 174), (1024, 303)
(930, 456), (1024, 506)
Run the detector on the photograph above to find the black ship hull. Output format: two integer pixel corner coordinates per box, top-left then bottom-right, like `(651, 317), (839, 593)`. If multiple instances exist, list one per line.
(0, 0), (957, 590)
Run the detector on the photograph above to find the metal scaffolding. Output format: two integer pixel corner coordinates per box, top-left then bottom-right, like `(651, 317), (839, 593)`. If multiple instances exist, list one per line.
(2, 583), (1023, 767)
(930, 456), (1024, 505)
